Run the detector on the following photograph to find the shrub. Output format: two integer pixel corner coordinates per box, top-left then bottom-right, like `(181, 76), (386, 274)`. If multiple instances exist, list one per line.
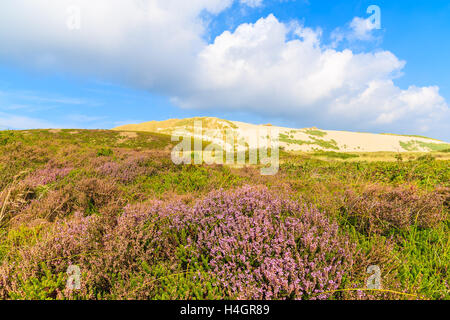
(96, 154), (156, 183)
(0, 186), (357, 300)
(74, 178), (124, 215)
(97, 148), (113, 157)
(343, 185), (446, 235)
(13, 189), (74, 224)
(171, 186), (356, 299)
(24, 166), (72, 188)
(416, 154), (436, 162)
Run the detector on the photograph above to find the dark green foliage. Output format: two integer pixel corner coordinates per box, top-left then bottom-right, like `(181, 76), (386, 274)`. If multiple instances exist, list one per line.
(97, 148), (114, 157)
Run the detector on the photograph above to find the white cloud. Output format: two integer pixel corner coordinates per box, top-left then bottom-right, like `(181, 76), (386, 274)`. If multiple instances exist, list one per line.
(0, 0), (233, 93)
(174, 15), (448, 136)
(0, 112), (55, 129)
(349, 17), (377, 41)
(331, 16), (380, 47)
(67, 114), (106, 122)
(0, 1), (448, 138)
(240, 0), (264, 8)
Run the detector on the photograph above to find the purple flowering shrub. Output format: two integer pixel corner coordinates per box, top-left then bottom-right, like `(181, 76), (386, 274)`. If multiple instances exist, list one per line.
(96, 153), (157, 183)
(172, 186), (356, 299)
(0, 186), (357, 300)
(24, 165), (72, 188)
(0, 212), (106, 299)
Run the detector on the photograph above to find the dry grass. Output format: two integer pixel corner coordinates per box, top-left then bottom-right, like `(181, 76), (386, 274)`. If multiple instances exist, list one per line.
(0, 170), (30, 226)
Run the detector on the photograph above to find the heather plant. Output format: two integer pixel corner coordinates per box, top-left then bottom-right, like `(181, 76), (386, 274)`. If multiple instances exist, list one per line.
(96, 155), (156, 183)
(436, 187), (450, 210)
(343, 185), (447, 235)
(0, 212), (104, 299)
(171, 186), (357, 299)
(0, 129), (449, 300)
(99, 202), (225, 299)
(0, 186), (357, 300)
(24, 166), (73, 188)
(73, 178), (124, 213)
(0, 201), (205, 299)
(17, 188), (75, 223)
(96, 148), (114, 157)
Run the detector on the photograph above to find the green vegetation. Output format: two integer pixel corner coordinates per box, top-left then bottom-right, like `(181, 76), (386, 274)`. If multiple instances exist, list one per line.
(309, 136), (339, 150)
(400, 140), (450, 152)
(382, 133), (441, 141)
(304, 129), (327, 137)
(0, 129), (448, 300)
(113, 116), (238, 133)
(97, 148), (114, 157)
(279, 133), (339, 150)
(279, 133), (309, 145)
(313, 151), (360, 159)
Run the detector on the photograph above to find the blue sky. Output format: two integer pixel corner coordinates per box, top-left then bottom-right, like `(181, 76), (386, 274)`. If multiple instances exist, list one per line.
(0, 0), (449, 140)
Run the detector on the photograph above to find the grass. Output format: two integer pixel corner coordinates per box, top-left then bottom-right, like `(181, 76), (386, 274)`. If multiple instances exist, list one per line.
(304, 129), (327, 137)
(400, 140), (450, 152)
(382, 133), (442, 141)
(279, 133), (339, 150)
(312, 151), (360, 160)
(113, 117), (239, 134)
(395, 223), (449, 299)
(0, 129), (448, 300)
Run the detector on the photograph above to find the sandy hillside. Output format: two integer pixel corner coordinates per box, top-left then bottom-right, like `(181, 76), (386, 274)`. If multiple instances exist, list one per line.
(113, 117), (450, 152)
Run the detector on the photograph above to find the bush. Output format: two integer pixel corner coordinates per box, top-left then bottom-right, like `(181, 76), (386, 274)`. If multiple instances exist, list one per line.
(96, 154), (156, 183)
(417, 154), (435, 162)
(171, 186), (356, 299)
(97, 148), (113, 157)
(343, 185), (446, 235)
(24, 166), (72, 188)
(0, 186), (357, 300)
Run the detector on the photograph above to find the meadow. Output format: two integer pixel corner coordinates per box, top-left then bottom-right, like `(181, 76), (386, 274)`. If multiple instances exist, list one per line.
(0, 129), (448, 300)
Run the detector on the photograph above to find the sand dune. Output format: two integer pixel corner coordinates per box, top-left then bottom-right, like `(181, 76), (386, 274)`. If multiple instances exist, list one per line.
(113, 117), (450, 152)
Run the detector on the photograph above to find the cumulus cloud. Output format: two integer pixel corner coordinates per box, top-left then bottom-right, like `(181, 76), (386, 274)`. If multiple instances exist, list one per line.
(177, 15), (448, 135)
(0, 0), (233, 93)
(0, 1), (448, 138)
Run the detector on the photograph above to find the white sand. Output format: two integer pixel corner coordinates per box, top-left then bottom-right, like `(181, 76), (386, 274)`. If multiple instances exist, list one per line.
(114, 117), (449, 152)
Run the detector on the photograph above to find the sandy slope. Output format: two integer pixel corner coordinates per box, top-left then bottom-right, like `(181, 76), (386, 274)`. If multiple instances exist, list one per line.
(113, 117), (450, 152)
